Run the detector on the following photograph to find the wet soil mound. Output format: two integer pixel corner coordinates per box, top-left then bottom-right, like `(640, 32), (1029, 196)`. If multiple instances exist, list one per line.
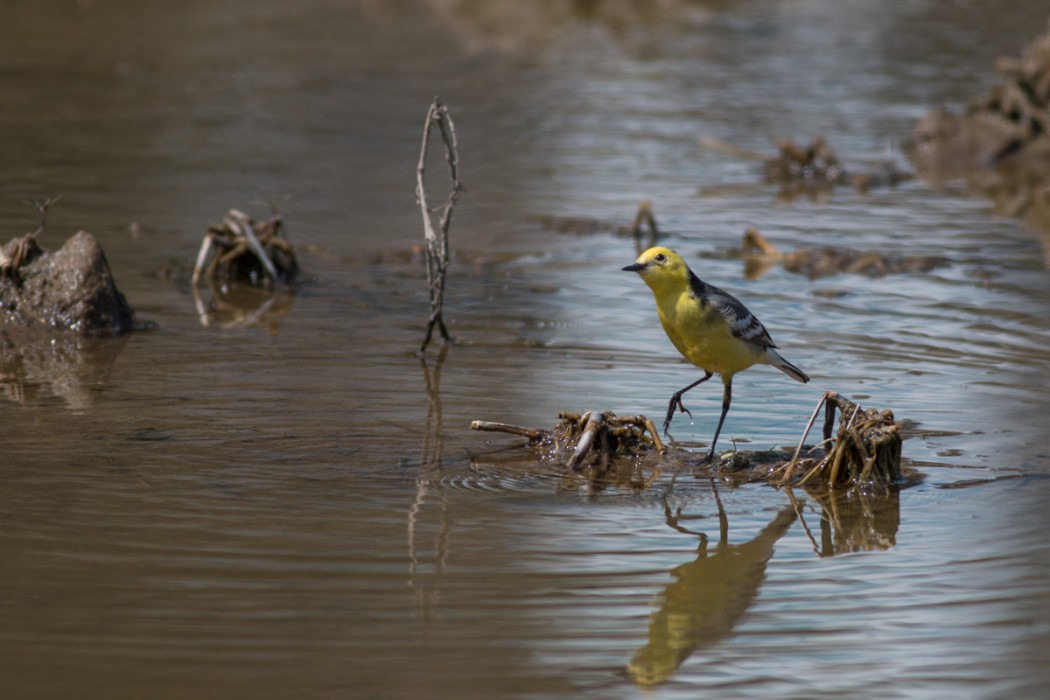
(1, 230), (137, 335)
(905, 22), (1050, 226)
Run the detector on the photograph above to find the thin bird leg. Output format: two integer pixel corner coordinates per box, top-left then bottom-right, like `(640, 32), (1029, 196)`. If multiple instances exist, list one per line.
(663, 371), (714, 434)
(700, 378), (733, 464)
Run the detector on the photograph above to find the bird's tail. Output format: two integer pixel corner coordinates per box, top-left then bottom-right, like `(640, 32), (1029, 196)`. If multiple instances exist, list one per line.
(766, 350), (810, 384)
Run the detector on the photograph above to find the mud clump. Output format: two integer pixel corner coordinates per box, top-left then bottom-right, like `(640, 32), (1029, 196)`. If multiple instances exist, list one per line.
(736, 227), (949, 280)
(1, 230), (137, 335)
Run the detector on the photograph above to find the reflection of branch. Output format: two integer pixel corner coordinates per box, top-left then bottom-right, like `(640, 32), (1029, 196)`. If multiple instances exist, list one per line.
(417, 97), (465, 353)
(420, 345), (448, 470)
(408, 346), (450, 628)
(813, 485), (900, 555)
(191, 285), (295, 331)
(785, 487), (822, 556)
(784, 484), (900, 557)
(628, 488), (797, 686)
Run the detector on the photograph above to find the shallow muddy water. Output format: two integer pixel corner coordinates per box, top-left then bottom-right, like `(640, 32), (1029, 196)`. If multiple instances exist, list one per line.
(3, 1), (1050, 698)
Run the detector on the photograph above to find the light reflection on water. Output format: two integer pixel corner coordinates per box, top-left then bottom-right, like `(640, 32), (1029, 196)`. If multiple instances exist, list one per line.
(2, 0), (1050, 698)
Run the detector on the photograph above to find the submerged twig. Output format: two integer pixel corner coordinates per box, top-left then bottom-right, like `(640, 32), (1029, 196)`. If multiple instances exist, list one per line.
(417, 96), (465, 353)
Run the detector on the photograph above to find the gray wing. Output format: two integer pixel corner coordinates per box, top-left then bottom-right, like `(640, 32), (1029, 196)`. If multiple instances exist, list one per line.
(690, 272), (777, 348)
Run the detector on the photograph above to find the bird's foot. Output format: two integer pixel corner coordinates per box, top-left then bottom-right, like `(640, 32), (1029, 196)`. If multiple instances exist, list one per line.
(662, 394), (693, 434)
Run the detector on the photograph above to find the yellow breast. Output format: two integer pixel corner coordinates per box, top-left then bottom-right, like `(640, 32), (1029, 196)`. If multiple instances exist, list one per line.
(655, 289), (762, 376)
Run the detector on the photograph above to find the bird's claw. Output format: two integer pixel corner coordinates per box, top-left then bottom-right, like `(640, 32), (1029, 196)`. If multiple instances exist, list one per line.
(662, 394), (692, 435)
(676, 399), (692, 419)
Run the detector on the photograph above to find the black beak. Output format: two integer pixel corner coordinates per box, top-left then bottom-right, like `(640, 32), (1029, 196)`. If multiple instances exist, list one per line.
(622, 262), (645, 272)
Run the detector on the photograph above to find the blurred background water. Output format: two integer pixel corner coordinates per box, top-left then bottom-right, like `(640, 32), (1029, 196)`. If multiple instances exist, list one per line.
(2, 1), (1050, 698)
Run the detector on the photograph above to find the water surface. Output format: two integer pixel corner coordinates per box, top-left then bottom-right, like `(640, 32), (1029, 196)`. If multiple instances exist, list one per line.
(2, 1), (1050, 698)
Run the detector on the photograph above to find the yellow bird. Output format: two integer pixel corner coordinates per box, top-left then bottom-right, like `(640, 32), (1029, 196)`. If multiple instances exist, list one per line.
(622, 246), (809, 462)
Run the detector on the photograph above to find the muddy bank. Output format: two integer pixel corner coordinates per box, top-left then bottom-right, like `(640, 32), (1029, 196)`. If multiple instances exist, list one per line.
(905, 22), (1050, 236)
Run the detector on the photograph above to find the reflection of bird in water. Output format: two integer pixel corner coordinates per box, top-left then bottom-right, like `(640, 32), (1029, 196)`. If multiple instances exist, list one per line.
(626, 496), (798, 686)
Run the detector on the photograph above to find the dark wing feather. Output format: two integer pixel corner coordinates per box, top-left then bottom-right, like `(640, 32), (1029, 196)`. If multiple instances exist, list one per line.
(688, 271), (777, 348)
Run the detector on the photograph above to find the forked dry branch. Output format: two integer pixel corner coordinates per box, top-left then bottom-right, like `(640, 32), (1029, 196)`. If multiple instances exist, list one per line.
(416, 97), (465, 353)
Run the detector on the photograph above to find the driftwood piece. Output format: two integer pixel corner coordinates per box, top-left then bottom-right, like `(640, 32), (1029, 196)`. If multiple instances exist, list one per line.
(470, 421), (548, 441)
(416, 96), (465, 353)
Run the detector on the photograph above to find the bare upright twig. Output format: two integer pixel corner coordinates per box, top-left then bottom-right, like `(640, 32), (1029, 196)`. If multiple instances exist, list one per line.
(630, 199), (660, 253)
(416, 96), (465, 353)
(30, 195), (62, 237)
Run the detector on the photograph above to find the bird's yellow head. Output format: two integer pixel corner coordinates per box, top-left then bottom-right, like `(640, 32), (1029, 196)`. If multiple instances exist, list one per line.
(621, 246), (690, 294)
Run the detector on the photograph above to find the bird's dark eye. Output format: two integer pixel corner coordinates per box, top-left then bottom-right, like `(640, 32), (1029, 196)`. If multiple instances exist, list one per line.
(654, 253), (666, 263)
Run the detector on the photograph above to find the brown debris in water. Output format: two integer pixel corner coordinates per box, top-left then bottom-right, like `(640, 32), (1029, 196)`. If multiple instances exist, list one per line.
(0, 233), (44, 285)
(472, 410), (665, 476)
(532, 199), (663, 253)
(905, 22), (1050, 245)
(908, 22), (1050, 177)
(776, 392), (902, 490)
(471, 392), (905, 493)
(737, 227), (949, 280)
(699, 136), (911, 199)
(192, 208), (298, 291)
